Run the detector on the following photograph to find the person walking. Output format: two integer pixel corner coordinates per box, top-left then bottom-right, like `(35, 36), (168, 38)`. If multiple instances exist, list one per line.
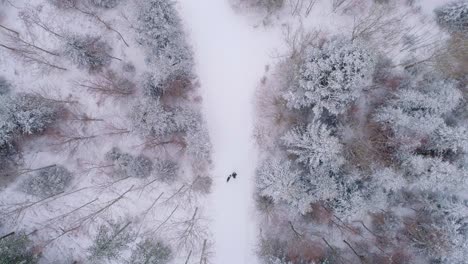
(226, 172), (237, 182)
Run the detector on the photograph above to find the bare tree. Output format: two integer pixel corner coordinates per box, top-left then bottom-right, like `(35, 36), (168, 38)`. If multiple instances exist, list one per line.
(75, 70), (135, 102)
(0, 41), (67, 71)
(171, 207), (208, 251)
(72, 4), (129, 47)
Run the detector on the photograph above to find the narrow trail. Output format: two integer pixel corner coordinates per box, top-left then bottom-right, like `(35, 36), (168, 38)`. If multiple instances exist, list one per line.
(178, 1), (281, 263)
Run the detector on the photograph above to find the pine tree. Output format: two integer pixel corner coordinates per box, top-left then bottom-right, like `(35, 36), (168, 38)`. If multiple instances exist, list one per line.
(88, 222), (133, 262)
(129, 239), (172, 264)
(283, 37), (375, 115)
(20, 165), (73, 198)
(0, 232), (39, 264)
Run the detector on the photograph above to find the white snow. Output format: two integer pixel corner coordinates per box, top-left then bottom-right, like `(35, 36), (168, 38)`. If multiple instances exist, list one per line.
(177, 1), (283, 263)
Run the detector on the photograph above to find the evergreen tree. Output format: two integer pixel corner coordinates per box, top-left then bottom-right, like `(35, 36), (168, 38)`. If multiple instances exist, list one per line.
(129, 239), (172, 264)
(20, 165), (73, 198)
(0, 232), (39, 264)
(88, 222), (133, 262)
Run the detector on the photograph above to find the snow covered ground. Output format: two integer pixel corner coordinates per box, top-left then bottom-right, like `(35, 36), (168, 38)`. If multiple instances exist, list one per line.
(178, 1), (283, 263)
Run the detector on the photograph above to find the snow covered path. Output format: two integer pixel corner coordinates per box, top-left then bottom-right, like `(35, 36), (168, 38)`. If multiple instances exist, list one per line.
(178, 1), (281, 263)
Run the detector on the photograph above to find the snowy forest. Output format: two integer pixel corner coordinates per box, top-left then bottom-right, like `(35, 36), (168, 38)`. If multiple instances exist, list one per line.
(0, 0), (467, 264)
(252, 0), (467, 264)
(0, 0), (212, 263)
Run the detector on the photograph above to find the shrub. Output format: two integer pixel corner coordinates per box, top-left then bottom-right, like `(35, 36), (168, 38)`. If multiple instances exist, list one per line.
(64, 35), (112, 72)
(129, 239), (172, 264)
(89, 0), (122, 9)
(20, 165), (73, 198)
(0, 77), (10, 95)
(0, 232), (39, 264)
(435, 0), (468, 33)
(283, 36), (375, 115)
(88, 222), (133, 262)
(105, 148), (153, 179)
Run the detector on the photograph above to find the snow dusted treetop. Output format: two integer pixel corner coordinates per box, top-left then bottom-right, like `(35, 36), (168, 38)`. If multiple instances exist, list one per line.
(435, 0), (468, 33)
(0, 93), (59, 147)
(403, 155), (466, 192)
(283, 36), (376, 115)
(256, 157), (339, 214)
(429, 123), (468, 154)
(129, 99), (178, 138)
(256, 157), (306, 211)
(281, 122), (344, 175)
(374, 78), (462, 139)
(136, 0), (193, 76)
